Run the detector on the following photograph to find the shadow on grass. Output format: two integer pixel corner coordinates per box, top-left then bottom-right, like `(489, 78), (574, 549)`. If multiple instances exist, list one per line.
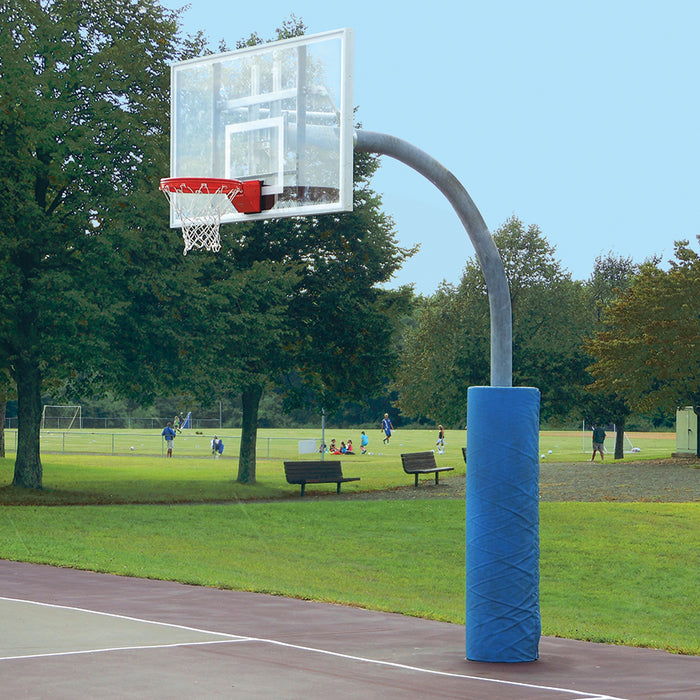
(0, 484), (100, 506)
(0, 482), (294, 506)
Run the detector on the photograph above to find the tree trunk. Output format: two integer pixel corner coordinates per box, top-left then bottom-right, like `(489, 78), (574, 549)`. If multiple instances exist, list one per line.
(614, 416), (626, 460)
(237, 384), (262, 484)
(12, 358), (43, 489)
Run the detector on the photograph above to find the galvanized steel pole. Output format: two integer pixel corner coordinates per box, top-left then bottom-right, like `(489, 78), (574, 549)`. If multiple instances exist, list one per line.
(354, 130), (512, 386)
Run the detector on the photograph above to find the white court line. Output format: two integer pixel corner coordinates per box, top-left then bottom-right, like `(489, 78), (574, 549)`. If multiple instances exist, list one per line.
(0, 639), (247, 662)
(244, 637), (628, 700)
(0, 597), (628, 700)
(0, 595), (250, 640)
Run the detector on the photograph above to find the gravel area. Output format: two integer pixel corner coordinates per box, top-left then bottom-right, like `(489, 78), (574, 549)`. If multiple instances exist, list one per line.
(538, 457), (700, 502)
(320, 457), (700, 503)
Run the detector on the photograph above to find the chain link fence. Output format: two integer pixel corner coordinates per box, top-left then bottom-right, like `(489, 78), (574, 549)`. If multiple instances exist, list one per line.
(1, 429), (318, 460)
(4, 417), (223, 430)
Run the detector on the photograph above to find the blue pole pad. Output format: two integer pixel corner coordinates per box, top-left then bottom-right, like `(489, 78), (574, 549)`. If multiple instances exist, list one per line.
(466, 386), (541, 662)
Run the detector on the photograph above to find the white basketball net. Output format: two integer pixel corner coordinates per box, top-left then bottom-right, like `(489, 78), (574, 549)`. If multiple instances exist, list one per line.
(162, 182), (241, 255)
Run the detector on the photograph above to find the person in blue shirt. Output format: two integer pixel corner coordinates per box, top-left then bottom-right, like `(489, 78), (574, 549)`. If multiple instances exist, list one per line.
(161, 422), (176, 458)
(360, 431), (369, 454)
(381, 413), (394, 444)
(211, 436), (224, 457)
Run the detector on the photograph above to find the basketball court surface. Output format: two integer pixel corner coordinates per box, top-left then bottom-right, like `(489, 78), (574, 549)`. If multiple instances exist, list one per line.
(1, 560), (698, 699)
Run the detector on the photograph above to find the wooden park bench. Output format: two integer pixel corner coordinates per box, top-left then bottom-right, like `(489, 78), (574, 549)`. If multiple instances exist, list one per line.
(400, 452), (454, 487)
(283, 461), (360, 497)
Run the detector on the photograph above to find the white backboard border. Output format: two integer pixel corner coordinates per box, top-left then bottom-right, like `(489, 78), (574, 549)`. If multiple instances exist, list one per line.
(169, 28), (354, 225)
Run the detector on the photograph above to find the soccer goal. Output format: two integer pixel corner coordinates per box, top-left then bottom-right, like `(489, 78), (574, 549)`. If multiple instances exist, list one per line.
(41, 405), (82, 430)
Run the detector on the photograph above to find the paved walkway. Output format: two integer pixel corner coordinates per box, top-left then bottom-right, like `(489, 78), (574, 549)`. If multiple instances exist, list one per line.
(1, 560), (698, 699)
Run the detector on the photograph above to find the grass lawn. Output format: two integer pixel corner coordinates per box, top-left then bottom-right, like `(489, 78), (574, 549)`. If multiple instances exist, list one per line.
(1, 426), (677, 461)
(0, 428), (676, 505)
(1, 429), (696, 655)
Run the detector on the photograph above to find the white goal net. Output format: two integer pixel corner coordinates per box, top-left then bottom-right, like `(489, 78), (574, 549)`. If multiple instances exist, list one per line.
(41, 405), (82, 431)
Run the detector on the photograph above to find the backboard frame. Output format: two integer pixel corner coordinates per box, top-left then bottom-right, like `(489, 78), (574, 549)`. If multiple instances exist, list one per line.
(169, 28), (354, 225)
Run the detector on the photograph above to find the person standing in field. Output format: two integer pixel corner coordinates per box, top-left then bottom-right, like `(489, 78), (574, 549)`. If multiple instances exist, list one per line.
(591, 424), (606, 461)
(360, 431), (369, 454)
(381, 413), (394, 444)
(436, 424), (445, 454)
(162, 421), (176, 458)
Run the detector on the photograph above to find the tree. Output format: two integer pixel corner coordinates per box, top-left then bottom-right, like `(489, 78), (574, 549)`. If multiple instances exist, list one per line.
(186, 259), (302, 483)
(393, 283), (488, 425)
(395, 216), (590, 425)
(580, 252), (645, 458)
(0, 0), (192, 488)
(167, 19), (414, 484)
(187, 148), (413, 483)
(585, 238), (700, 417)
(587, 252), (643, 322)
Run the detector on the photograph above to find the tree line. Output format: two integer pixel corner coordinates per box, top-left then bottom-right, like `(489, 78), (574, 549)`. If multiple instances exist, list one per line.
(1, 2), (697, 489)
(395, 217), (699, 457)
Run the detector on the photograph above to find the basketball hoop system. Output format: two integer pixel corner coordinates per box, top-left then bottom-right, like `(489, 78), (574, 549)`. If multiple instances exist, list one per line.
(159, 177), (262, 255)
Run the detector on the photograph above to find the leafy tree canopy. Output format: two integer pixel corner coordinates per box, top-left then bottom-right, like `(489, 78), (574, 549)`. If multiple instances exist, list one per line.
(585, 237), (700, 413)
(395, 216), (590, 424)
(0, 0), (200, 487)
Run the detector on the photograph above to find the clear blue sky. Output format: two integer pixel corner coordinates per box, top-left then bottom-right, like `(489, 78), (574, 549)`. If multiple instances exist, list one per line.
(162, 0), (699, 294)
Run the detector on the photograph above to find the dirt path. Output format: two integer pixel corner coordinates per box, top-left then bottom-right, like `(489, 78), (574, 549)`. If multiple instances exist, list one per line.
(318, 457), (700, 502)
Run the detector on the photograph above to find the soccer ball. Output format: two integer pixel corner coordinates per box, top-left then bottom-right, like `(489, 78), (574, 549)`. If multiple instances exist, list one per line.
(130, 446), (135, 451)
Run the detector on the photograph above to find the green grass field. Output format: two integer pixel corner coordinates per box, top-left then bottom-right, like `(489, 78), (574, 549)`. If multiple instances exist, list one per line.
(1, 426), (677, 460)
(0, 428), (677, 504)
(1, 428), (696, 655)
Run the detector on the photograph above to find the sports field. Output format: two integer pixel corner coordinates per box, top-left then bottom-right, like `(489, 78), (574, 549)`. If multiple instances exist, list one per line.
(0, 427), (678, 504)
(0, 426), (678, 460)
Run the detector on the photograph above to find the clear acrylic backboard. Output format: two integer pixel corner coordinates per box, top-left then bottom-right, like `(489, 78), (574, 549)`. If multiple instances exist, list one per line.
(169, 28), (354, 225)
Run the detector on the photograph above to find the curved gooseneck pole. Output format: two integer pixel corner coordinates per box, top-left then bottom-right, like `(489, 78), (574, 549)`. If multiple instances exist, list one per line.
(354, 129), (512, 387)
(355, 131), (541, 664)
